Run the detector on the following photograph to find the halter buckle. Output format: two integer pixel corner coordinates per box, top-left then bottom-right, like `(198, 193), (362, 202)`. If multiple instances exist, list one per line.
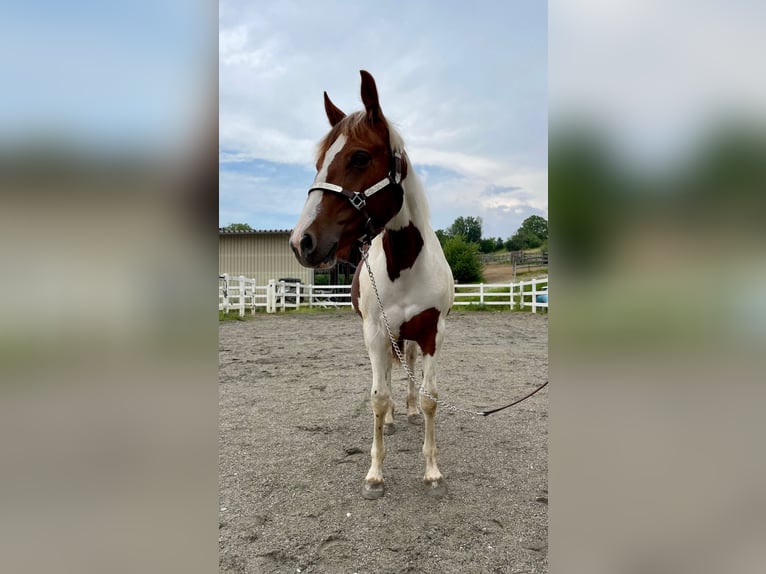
(349, 192), (367, 210)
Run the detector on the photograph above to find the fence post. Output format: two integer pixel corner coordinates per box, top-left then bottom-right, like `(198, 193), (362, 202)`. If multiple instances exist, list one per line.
(279, 280), (286, 312)
(309, 284), (313, 309)
(520, 280), (526, 310)
(296, 282), (301, 308)
(222, 273), (229, 314)
(531, 278), (538, 314)
(238, 275), (246, 317)
(480, 283), (485, 305)
(267, 279), (276, 313)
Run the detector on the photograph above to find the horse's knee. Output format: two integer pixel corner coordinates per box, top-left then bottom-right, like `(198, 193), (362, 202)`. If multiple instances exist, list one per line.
(420, 394), (437, 417)
(370, 391), (391, 416)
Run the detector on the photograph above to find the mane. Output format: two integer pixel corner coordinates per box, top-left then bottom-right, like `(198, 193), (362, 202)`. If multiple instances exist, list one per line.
(386, 122), (432, 230)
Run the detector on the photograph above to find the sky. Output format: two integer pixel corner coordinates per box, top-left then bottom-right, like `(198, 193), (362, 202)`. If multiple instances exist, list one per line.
(219, 0), (548, 240)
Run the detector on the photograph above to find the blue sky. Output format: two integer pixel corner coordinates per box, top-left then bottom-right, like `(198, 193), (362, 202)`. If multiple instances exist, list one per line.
(219, 0), (548, 239)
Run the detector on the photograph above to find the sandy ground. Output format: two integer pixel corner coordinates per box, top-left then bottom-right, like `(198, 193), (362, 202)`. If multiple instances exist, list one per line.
(219, 310), (548, 573)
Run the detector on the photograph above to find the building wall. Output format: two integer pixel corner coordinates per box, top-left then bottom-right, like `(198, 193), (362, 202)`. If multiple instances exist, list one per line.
(218, 232), (314, 286)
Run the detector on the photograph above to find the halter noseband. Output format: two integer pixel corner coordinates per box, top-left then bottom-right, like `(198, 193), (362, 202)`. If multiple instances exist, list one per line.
(307, 150), (404, 243)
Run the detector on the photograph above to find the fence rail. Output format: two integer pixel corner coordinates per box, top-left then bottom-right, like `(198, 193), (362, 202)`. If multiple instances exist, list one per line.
(220, 274), (548, 316)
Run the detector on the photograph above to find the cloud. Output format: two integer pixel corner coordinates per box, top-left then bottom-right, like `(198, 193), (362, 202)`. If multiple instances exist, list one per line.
(219, 0), (547, 237)
(481, 185), (524, 196)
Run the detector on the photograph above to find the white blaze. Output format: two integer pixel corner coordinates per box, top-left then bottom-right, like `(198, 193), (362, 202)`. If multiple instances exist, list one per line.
(290, 135), (347, 248)
(314, 134), (346, 185)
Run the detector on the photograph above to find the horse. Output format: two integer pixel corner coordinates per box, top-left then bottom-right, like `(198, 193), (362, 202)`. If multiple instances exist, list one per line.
(290, 70), (454, 499)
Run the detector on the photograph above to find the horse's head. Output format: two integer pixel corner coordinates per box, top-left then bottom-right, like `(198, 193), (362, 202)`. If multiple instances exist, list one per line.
(290, 70), (407, 268)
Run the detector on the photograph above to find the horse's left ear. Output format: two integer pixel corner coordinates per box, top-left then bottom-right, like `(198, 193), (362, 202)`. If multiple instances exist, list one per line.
(360, 70), (382, 122)
(324, 92), (346, 127)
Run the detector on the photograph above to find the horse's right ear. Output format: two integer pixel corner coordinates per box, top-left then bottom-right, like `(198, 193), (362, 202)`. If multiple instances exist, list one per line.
(324, 92), (346, 127)
(360, 70), (382, 122)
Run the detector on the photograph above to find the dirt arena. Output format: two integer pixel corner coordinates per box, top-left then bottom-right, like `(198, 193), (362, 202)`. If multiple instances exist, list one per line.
(219, 310), (548, 573)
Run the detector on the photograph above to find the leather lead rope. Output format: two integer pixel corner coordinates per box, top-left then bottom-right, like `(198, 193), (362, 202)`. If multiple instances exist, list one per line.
(479, 381), (549, 416)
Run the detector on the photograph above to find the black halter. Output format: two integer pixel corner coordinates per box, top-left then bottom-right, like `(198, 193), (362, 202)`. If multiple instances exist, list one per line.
(306, 150), (404, 243)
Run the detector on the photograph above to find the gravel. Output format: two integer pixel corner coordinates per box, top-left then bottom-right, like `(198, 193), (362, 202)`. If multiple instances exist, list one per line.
(219, 310), (548, 573)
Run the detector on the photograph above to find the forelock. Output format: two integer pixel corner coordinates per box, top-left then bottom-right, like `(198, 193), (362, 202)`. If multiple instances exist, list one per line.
(315, 111), (391, 163)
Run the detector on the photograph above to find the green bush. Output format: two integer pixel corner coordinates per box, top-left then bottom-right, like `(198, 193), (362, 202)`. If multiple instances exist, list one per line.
(442, 236), (484, 283)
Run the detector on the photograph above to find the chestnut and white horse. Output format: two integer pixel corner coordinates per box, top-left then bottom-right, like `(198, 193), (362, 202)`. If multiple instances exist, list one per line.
(290, 71), (454, 499)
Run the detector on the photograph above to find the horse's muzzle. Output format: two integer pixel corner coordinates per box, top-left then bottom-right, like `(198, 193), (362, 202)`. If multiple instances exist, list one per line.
(290, 232), (338, 268)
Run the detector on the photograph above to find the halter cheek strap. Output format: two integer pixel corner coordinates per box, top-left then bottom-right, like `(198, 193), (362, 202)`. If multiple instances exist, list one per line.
(306, 151), (404, 242)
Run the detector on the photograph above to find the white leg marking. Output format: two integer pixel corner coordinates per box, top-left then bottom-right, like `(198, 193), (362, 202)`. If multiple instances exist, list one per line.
(364, 329), (393, 486)
(421, 330), (444, 485)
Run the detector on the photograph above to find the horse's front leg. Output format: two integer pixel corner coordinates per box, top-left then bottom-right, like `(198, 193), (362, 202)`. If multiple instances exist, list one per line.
(420, 330), (447, 497)
(362, 330), (394, 500)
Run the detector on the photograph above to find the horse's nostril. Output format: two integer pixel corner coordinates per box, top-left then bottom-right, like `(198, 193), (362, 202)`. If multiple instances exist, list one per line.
(300, 233), (314, 254)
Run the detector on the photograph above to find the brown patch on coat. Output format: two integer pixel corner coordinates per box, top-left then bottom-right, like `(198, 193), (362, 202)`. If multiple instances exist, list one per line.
(398, 308), (440, 356)
(382, 222), (424, 281)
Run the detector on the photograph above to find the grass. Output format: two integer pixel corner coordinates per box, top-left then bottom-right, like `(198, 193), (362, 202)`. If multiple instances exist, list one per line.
(219, 310), (250, 321)
(513, 268), (549, 280)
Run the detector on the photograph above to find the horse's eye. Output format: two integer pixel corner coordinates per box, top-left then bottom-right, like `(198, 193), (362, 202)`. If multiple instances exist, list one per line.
(350, 150), (371, 168)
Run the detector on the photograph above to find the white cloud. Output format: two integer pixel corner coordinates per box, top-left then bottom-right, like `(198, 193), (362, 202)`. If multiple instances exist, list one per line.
(219, 0), (547, 234)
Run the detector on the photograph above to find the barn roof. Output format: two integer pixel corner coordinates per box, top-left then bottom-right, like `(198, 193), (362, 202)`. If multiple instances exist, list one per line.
(218, 228), (292, 235)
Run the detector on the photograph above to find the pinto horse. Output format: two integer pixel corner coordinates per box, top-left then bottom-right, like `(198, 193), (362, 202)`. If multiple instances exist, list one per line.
(290, 71), (454, 499)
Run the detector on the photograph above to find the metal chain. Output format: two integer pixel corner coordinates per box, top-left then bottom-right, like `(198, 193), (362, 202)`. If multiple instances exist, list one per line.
(360, 245), (484, 417)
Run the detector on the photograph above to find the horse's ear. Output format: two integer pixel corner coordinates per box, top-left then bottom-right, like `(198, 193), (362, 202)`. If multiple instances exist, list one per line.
(360, 70), (382, 122)
(324, 92), (346, 127)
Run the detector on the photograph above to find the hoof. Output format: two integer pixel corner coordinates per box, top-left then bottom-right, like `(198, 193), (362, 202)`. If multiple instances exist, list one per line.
(361, 481), (385, 500)
(424, 478), (447, 498)
(407, 414), (422, 425)
(383, 422), (396, 435)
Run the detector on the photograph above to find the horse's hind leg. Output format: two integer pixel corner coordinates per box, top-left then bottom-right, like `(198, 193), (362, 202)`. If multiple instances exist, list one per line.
(383, 350), (396, 435)
(404, 341), (421, 424)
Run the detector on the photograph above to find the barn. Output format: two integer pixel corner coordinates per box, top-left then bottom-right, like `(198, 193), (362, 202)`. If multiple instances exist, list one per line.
(218, 229), (313, 286)
(218, 228), (357, 286)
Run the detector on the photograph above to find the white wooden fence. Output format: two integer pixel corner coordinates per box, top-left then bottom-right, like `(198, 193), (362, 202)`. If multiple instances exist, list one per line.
(220, 274), (548, 316)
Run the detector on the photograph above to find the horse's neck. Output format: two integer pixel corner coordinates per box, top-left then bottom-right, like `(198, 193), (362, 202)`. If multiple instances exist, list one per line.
(385, 173), (431, 235)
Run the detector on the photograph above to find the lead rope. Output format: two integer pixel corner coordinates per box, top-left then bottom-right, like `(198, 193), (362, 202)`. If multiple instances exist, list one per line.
(360, 244), (548, 417)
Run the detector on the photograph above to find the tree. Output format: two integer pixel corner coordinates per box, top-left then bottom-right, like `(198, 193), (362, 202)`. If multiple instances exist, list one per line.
(434, 228), (449, 246)
(448, 216), (482, 244)
(505, 216), (548, 251)
(518, 215), (548, 242)
(441, 235), (484, 283)
(222, 223), (254, 231)
(478, 237), (504, 254)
